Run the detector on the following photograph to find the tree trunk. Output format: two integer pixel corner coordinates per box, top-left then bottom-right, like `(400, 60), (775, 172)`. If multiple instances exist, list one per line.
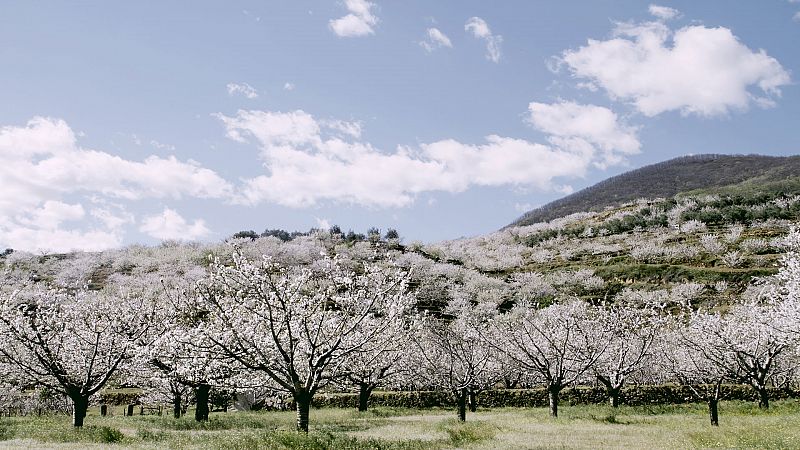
(708, 399), (719, 427)
(468, 389), (477, 413)
(597, 375), (622, 408)
(357, 383), (373, 412)
(194, 384), (210, 422)
(758, 387), (769, 409)
(71, 395), (89, 427)
(608, 387), (621, 408)
(548, 385), (560, 418)
(295, 391), (311, 433)
(173, 392), (182, 419)
(456, 388), (467, 422)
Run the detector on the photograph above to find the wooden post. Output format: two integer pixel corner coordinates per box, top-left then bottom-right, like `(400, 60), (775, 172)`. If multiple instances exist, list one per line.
(126, 404), (134, 417)
(100, 404), (108, 416)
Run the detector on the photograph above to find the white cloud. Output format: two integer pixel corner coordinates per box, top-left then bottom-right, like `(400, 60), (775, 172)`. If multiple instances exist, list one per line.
(465, 17), (502, 63)
(14, 201), (85, 231)
(315, 217), (331, 230)
(139, 208), (211, 241)
(216, 107), (634, 208)
(283, 82), (295, 91)
(794, 11), (800, 21)
(0, 200), (122, 253)
(215, 110), (321, 146)
(0, 117), (231, 252)
(227, 82), (259, 99)
(322, 119), (362, 138)
(561, 20), (791, 117)
(420, 27), (452, 52)
(527, 101), (640, 168)
(0, 227), (123, 253)
(90, 206), (134, 231)
(648, 4), (681, 20)
(329, 0), (378, 37)
(150, 139), (176, 151)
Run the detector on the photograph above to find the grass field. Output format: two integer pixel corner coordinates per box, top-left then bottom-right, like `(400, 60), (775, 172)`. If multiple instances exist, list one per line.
(1, 400), (800, 449)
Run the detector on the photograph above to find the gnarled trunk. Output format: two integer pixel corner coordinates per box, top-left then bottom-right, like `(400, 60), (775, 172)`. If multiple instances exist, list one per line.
(357, 383), (373, 412)
(194, 383), (210, 422)
(708, 399), (719, 427)
(295, 390), (311, 432)
(456, 388), (467, 422)
(71, 395), (89, 427)
(548, 385), (561, 418)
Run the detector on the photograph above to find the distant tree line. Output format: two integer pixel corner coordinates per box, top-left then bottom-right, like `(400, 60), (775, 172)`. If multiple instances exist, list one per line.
(232, 226), (401, 244)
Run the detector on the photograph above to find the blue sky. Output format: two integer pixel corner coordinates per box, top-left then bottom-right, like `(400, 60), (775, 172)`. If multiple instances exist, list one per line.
(1, 1), (798, 252)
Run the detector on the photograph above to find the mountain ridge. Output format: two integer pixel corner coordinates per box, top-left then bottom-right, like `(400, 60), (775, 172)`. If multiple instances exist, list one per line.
(508, 153), (800, 228)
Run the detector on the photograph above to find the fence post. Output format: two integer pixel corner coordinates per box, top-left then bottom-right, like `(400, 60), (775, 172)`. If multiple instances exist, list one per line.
(126, 404), (134, 417)
(100, 404), (107, 416)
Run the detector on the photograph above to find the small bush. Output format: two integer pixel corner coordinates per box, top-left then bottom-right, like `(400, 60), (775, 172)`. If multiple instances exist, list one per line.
(438, 420), (497, 446)
(95, 425), (124, 443)
(136, 428), (168, 441)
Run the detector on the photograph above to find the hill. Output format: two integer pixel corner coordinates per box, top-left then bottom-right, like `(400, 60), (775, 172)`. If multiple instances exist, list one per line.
(508, 154), (800, 227)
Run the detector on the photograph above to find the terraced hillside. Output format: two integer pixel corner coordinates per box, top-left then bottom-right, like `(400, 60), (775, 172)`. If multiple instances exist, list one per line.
(428, 189), (800, 308)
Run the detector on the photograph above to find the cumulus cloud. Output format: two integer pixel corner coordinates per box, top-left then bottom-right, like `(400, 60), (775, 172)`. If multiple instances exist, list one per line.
(283, 82), (295, 91)
(420, 27), (453, 52)
(1, 200), (122, 252)
(329, 0), (378, 37)
(560, 20), (791, 117)
(648, 4), (680, 20)
(527, 101), (640, 168)
(465, 17), (502, 63)
(216, 106), (635, 208)
(227, 82), (259, 99)
(0, 117), (231, 252)
(139, 208), (211, 241)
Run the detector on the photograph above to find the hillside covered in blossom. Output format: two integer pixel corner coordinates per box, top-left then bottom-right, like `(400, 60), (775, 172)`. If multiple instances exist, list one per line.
(4, 156), (799, 314)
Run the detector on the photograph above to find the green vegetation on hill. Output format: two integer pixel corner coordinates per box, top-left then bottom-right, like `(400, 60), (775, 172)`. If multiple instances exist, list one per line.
(428, 184), (800, 310)
(509, 154), (800, 227)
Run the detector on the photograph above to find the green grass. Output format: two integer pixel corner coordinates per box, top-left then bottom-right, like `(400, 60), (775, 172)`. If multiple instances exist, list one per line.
(3, 401), (800, 449)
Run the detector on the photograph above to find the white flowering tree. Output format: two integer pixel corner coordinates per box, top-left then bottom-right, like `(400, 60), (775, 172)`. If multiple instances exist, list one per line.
(195, 254), (412, 432)
(592, 295), (665, 407)
(769, 227), (800, 332)
(142, 325), (237, 421)
(709, 300), (793, 409)
(0, 285), (160, 427)
(489, 300), (606, 417)
(663, 315), (733, 427)
(337, 321), (411, 412)
(410, 300), (499, 422)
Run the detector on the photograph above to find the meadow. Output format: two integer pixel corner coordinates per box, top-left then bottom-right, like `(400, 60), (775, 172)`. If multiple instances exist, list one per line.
(2, 400), (800, 449)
